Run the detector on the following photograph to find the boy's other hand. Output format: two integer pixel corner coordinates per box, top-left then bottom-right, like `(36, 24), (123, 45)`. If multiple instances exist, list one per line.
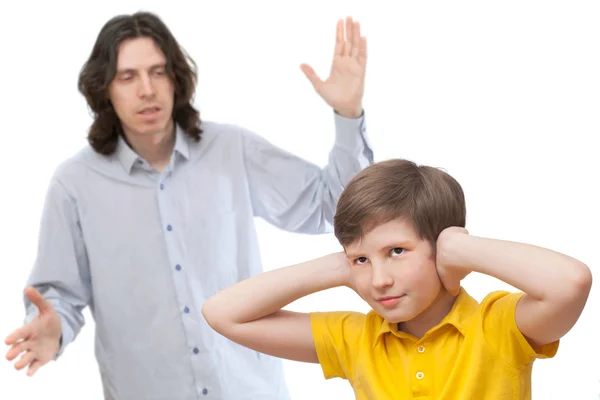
(436, 227), (471, 296)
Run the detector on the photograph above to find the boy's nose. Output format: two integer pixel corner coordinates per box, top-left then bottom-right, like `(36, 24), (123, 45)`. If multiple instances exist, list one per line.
(371, 265), (394, 289)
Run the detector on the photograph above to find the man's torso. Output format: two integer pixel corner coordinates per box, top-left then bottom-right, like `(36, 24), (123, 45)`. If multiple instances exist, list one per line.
(55, 123), (289, 400)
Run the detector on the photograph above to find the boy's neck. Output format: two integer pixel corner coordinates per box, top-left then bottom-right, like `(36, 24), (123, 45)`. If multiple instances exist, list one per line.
(398, 289), (457, 339)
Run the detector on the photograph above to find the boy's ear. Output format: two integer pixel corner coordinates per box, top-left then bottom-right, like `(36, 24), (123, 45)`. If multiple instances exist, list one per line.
(429, 240), (438, 260)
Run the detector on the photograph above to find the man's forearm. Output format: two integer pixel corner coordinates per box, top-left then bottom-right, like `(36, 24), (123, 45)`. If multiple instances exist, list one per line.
(441, 232), (591, 301)
(202, 252), (350, 326)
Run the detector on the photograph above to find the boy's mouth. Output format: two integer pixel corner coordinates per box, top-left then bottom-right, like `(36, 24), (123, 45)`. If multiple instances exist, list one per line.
(377, 294), (405, 307)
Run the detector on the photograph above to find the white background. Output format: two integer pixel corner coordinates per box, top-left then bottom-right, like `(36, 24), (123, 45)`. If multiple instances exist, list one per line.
(1, 1), (599, 399)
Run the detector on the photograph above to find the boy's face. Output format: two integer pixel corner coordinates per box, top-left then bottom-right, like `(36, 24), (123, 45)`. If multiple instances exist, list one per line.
(344, 217), (443, 324)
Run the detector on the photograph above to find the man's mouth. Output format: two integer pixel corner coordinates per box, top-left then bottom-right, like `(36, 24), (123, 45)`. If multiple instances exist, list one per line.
(139, 107), (160, 114)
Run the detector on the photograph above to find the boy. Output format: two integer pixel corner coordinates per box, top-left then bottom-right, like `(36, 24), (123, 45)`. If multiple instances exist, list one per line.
(201, 158), (592, 399)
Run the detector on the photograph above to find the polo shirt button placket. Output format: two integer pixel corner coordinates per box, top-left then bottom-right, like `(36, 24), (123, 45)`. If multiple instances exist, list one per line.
(415, 345), (426, 389)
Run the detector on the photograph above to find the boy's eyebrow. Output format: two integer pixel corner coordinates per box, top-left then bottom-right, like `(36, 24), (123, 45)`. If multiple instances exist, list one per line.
(346, 240), (413, 258)
(381, 240), (412, 248)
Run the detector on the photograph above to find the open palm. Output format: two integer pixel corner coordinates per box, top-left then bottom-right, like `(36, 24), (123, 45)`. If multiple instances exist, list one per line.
(301, 17), (367, 118)
(5, 286), (61, 376)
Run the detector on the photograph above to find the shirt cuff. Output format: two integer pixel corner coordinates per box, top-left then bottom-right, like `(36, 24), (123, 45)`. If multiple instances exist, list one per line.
(333, 109), (374, 163)
(53, 313), (72, 359)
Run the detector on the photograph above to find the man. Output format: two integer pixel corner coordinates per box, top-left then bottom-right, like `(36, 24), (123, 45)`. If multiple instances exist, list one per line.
(5, 10), (372, 400)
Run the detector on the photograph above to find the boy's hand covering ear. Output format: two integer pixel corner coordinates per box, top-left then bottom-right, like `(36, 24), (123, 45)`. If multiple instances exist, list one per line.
(436, 227), (471, 296)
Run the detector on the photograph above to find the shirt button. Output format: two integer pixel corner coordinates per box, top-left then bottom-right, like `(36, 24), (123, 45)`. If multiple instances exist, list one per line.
(160, 183), (164, 190)
(175, 264), (181, 271)
(184, 306), (190, 313)
(202, 388), (208, 395)
(167, 224), (172, 231)
(193, 348), (199, 354)
(416, 371), (424, 380)
(417, 345), (425, 353)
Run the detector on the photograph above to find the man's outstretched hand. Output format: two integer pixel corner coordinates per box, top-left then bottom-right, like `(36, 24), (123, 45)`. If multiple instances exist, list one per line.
(301, 16), (367, 118)
(5, 286), (62, 376)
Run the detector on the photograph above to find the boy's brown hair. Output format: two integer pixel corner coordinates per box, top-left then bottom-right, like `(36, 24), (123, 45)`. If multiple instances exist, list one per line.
(334, 159), (466, 251)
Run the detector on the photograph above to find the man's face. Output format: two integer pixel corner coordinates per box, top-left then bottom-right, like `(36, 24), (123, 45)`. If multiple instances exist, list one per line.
(108, 36), (175, 139)
(345, 217), (443, 324)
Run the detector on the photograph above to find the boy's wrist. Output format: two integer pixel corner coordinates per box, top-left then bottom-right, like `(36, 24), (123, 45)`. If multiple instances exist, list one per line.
(320, 252), (352, 288)
(436, 227), (471, 272)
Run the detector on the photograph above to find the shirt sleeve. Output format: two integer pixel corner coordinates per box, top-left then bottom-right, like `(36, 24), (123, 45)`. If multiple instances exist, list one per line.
(480, 291), (560, 367)
(309, 311), (366, 380)
(23, 175), (92, 359)
(242, 110), (373, 234)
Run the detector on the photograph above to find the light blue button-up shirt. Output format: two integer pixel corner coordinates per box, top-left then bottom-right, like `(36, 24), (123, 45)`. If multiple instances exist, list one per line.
(23, 112), (373, 400)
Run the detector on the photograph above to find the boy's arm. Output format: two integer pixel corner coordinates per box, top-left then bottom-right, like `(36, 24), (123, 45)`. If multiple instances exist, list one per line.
(201, 252), (351, 363)
(437, 227), (592, 349)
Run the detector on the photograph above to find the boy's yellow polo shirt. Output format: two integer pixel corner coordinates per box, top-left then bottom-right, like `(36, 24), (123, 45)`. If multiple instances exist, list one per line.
(310, 288), (559, 399)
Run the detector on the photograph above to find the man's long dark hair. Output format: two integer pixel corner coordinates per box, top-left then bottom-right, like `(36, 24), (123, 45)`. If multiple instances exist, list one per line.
(78, 11), (202, 155)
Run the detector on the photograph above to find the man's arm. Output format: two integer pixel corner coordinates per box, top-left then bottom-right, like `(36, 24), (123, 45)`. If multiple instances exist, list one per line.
(242, 17), (373, 233)
(437, 228), (592, 349)
(201, 252), (350, 363)
(242, 112), (372, 234)
(23, 175), (91, 358)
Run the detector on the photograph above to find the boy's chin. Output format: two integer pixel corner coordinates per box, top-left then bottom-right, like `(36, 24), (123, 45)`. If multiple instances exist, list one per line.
(377, 308), (419, 325)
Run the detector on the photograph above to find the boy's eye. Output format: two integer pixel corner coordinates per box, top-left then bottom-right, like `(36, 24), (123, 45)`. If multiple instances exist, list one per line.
(391, 247), (405, 256)
(355, 257), (369, 264)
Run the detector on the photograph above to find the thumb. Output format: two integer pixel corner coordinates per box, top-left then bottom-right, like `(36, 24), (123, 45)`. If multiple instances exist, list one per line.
(25, 286), (53, 313)
(300, 64), (323, 92)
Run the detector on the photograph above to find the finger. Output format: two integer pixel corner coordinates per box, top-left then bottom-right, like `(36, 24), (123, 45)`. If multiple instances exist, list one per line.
(357, 36), (367, 67)
(25, 286), (52, 313)
(14, 350), (36, 371)
(334, 19), (344, 57)
(6, 340), (32, 361)
(343, 17), (353, 57)
(351, 21), (361, 58)
(5, 324), (33, 346)
(300, 64), (323, 91)
(27, 359), (45, 377)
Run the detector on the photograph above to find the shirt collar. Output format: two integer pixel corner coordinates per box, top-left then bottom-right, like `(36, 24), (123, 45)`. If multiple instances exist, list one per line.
(116, 124), (191, 174)
(374, 287), (479, 345)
